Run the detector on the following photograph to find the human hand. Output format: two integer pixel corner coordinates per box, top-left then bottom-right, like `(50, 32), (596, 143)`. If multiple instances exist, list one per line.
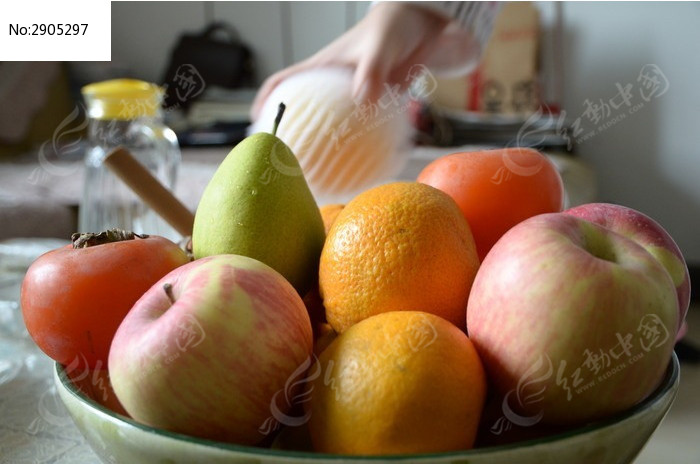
(251, 2), (451, 120)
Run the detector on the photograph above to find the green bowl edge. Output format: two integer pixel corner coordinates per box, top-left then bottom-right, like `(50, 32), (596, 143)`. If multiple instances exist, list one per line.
(54, 352), (680, 461)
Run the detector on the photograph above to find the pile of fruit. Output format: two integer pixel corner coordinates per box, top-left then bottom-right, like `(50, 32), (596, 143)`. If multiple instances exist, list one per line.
(20, 104), (688, 455)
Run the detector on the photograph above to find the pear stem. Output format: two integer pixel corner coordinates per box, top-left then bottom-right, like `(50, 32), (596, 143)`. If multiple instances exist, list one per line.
(272, 102), (286, 136)
(163, 283), (176, 304)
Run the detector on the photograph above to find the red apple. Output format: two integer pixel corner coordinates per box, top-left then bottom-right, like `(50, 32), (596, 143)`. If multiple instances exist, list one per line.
(565, 203), (690, 337)
(467, 213), (678, 426)
(108, 254), (313, 445)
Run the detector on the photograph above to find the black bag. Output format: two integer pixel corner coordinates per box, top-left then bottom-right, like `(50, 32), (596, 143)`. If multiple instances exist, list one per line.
(161, 22), (255, 109)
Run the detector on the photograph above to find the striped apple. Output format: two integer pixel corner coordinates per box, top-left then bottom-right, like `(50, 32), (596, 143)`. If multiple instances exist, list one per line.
(467, 213), (678, 425)
(565, 203), (690, 338)
(108, 254), (313, 445)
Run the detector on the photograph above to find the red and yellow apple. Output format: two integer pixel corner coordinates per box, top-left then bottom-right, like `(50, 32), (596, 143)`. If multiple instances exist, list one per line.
(565, 202), (690, 338)
(108, 254), (313, 445)
(467, 213), (678, 425)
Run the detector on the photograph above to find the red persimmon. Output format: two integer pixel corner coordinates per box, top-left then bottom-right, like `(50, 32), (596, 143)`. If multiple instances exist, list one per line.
(21, 230), (190, 368)
(418, 148), (564, 261)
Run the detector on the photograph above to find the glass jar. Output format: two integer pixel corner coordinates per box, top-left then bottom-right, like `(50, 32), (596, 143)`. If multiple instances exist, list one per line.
(78, 79), (181, 240)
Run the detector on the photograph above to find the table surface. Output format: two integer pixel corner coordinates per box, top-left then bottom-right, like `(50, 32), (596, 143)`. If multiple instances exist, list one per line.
(1, 238), (698, 463)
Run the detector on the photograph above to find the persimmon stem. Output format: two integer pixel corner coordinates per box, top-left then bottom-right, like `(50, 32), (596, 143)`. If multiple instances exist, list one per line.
(72, 229), (148, 249)
(163, 283), (176, 304)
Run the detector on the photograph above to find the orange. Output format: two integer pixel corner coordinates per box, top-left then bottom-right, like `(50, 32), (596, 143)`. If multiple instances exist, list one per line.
(302, 288), (326, 324)
(319, 204), (345, 234)
(301, 204), (346, 324)
(312, 322), (337, 356)
(307, 311), (487, 455)
(417, 148), (564, 261)
(319, 182), (479, 332)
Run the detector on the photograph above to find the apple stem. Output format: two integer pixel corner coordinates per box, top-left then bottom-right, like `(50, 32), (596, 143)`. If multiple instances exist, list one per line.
(163, 283), (176, 304)
(272, 102), (286, 136)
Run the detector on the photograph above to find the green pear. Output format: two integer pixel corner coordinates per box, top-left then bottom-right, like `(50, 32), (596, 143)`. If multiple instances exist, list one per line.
(192, 103), (325, 295)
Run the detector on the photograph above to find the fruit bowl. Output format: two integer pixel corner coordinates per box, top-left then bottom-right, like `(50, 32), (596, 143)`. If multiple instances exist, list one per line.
(54, 353), (679, 464)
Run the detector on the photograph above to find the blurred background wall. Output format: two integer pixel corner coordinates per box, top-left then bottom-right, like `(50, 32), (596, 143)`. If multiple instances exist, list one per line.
(111, 1), (373, 85)
(47, 2), (700, 264)
(560, 2), (700, 269)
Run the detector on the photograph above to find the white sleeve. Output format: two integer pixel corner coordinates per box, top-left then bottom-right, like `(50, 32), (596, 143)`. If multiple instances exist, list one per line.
(411, 2), (501, 49)
(410, 1), (502, 77)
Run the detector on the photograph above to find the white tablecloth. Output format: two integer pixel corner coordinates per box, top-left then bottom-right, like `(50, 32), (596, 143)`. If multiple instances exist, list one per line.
(0, 239), (100, 463)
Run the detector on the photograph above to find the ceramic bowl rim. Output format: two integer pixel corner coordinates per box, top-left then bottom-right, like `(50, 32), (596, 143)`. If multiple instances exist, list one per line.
(55, 352), (679, 460)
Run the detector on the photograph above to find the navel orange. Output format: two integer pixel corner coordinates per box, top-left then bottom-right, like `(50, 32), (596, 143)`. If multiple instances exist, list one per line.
(319, 204), (345, 234)
(303, 204), (345, 324)
(307, 311), (487, 455)
(319, 182), (479, 332)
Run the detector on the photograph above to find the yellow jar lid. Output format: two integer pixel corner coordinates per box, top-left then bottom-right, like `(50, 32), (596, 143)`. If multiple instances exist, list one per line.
(81, 79), (163, 120)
